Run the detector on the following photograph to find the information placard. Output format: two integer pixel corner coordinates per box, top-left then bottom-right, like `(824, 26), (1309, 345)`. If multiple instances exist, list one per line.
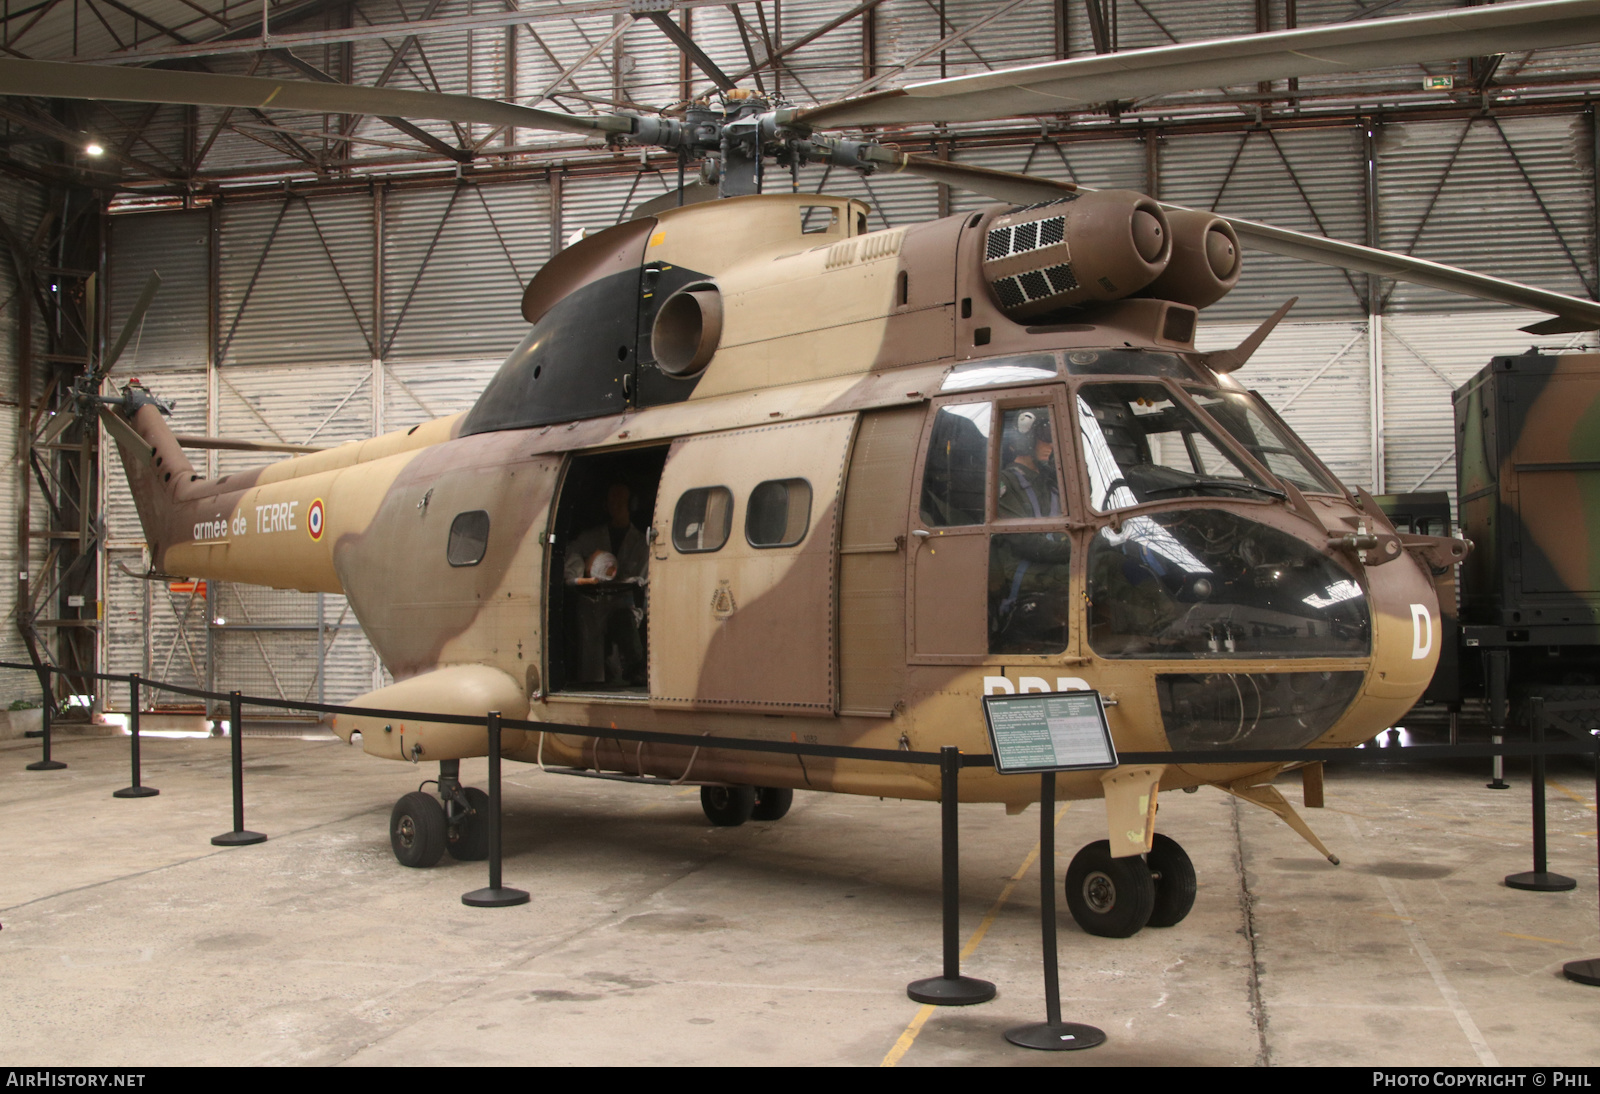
(982, 691), (1118, 774)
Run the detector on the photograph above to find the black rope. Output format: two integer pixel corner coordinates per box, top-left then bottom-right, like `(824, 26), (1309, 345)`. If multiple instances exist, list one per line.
(5, 661), (1593, 770)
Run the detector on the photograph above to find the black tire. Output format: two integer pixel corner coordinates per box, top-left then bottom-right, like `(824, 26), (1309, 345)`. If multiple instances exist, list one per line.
(1064, 839), (1155, 938)
(701, 784), (755, 827)
(446, 787), (491, 862)
(750, 786), (793, 821)
(1145, 833), (1197, 928)
(390, 791), (447, 868)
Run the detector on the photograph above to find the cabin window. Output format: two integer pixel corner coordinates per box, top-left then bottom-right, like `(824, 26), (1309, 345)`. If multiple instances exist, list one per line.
(672, 487), (733, 553)
(446, 510), (490, 567)
(919, 402), (991, 527)
(746, 479), (812, 548)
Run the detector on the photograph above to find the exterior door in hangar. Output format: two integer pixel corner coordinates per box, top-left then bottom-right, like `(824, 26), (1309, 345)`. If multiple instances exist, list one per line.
(648, 414), (858, 713)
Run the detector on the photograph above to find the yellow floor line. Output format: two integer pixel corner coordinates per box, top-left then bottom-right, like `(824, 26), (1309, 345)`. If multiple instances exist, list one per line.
(1547, 778), (1597, 811)
(880, 802), (1070, 1068)
(1500, 931), (1571, 946)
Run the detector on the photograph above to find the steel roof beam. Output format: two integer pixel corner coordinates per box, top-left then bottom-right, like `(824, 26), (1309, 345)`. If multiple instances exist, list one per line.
(75, 0), (732, 65)
(643, 9), (734, 90)
(838, 0), (1033, 100)
(272, 48), (470, 163)
(471, 14), (633, 152)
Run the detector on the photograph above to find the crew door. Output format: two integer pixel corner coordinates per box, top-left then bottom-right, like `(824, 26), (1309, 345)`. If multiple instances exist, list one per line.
(909, 389), (1074, 661)
(649, 414), (858, 712)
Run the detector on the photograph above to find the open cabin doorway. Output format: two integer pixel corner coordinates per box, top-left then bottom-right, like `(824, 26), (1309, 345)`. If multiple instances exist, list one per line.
(547, 446), (669, 695)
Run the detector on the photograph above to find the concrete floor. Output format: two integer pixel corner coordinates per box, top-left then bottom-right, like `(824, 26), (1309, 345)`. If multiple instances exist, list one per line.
(1, 730), (1596, 1067)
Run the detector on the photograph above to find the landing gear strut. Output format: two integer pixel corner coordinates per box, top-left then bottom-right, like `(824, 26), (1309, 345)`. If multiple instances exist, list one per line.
(389, 760), (489, 867)
(1063, 835), (1196, 937)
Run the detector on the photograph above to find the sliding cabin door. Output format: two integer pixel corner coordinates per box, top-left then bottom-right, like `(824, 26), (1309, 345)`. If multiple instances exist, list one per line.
(648, 414), (858, 713)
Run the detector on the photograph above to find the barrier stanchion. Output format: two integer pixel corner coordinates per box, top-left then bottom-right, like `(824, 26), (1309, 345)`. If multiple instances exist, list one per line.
(1506, 697), (1575, 892)
(24, 666), (65, 772)
(908, 746), (995, 1006)
(463, 711), (528, 908)
(1562, 730), (1600, 986)
(211, 692), (265, 847)
(113, 673), (158, 799)
(1487, 650), (1510, 790)
(1005, 772), (1104, 1051)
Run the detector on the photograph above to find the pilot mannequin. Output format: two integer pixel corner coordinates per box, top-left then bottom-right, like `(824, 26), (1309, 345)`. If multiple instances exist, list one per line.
(992, 408), (1072, 651)
(564, 482), (649, 684)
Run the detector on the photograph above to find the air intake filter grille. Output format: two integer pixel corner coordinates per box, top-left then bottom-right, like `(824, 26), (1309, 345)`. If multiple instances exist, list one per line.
(985, 215), (1067, 262)
(991, 263), (1078, 309)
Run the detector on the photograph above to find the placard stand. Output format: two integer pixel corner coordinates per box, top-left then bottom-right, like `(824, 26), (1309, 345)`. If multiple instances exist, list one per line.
(982, 690), (1117, 1053)
(1004, 770), (1106, 1052)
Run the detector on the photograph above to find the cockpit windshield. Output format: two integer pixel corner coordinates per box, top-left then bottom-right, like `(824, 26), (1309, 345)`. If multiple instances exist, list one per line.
(1187, 388), (1342, 495)
(1076, 382), (1283, 511)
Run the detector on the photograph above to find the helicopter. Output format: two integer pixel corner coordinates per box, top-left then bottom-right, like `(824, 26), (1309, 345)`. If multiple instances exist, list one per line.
(11, 0), (1600, 939)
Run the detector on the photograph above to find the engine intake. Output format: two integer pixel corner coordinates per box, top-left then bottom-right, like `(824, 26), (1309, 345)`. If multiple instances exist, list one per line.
(1137, 210), (1241, 309)
(651, 283), (723, 377)
(982, 190), (1171, 319)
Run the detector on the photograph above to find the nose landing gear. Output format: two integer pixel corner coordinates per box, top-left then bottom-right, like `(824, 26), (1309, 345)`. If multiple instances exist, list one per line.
(1063, 834), (1196, 937)
(388, 760), (491, 867)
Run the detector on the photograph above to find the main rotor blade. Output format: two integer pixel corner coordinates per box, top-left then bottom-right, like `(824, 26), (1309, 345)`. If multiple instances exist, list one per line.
(894, 154), (1600, 330)
(101, 270), (160, 379)
(1219, 216), (1600, 330)
(894, 154), (1078, 206)
(0, 58), (630, 139)
(800, 0), (1600, 127)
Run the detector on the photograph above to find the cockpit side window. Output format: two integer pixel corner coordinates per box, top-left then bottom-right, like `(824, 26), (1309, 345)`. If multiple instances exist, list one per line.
(919, 402), (992, 527)
(1076, 382), (1277, 511)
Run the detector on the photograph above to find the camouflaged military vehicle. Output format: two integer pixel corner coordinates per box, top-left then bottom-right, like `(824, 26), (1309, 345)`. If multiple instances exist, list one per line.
(102, 187), (1472, 939)
(18, 1), (1600, 938)
(1388, 354), (1600, 742)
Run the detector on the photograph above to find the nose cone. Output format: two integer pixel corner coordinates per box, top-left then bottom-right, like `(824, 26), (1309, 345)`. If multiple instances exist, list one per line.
(1314, 542), (1445, 748)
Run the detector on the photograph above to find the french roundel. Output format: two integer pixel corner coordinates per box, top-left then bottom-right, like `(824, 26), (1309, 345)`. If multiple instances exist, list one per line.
(307, 498), (325, 542)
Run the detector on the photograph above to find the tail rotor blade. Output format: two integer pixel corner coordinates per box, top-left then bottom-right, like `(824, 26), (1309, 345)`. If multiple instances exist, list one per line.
(101, 270), (161, 380)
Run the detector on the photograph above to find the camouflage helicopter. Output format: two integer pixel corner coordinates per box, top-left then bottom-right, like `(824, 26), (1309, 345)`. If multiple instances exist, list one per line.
(12, 0), (1600, 939)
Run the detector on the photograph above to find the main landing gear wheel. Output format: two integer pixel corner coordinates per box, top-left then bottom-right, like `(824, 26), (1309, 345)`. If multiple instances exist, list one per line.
(751, 786), (793, 821)
(447, 787), (491, 862)
(701, 784), (756, 826)
(391, 791), (447, 868)
(1145, 834), (1197, 928)
(1065, 840), (1156, 938)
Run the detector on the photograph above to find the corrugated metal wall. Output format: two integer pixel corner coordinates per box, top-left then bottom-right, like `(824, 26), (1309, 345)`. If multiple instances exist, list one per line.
(1, 177), (55, 707)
